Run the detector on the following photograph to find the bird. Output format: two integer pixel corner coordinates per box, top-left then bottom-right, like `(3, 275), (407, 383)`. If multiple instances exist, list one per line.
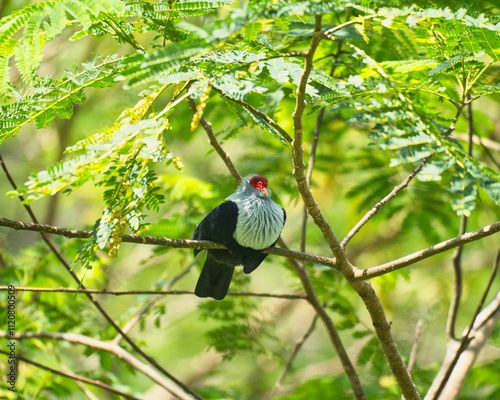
(192, 174), (286, 300)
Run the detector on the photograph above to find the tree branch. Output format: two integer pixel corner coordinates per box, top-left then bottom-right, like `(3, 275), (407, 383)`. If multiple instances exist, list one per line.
(452, 133), (500, 152)
(290, 16), (367, 400)
(341, 154), (433, 248)
(187, 96), (242, 183)
(0, 330), (195, 399)
(352, 220), (500, 280)
(278, 239), (365, 400)
(0, 217), (337, 268)
(446, 99), (474, 342)
(3, 216), (499, 287)
(292, 17), (420, 400)
(342, 104), (465, 248)
(292, 16), (348, 269)
(0, 349), (141, 400)
(0, 285), (306, 300)
(111, 256), (201, 345)
(323, 18), (369, 41)
(407, 320), (423, 376)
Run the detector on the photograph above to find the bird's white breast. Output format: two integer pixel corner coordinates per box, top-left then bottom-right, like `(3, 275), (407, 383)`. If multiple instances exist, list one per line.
(231, 196), (284, 250)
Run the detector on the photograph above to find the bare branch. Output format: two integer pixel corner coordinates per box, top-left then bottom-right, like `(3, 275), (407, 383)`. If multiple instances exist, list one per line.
(323, 18), (368, 41)
(0, 349), (141, 400)
(408, 320), (423, 376)
(446, 99), (474, 342)
(352, 220), (500, 280)
(291, 17), (420, 400)
(453, 133), (500, 152)
(0, 330), (196, 399)
(292, 16), (348, 269)
(0, 285), (306, 300)
(0, 217), (337, 268)
(341, 154), (433, 248)
(187, 96), (242, 183)
(111, 256), (201, 344)
(430, 248), (500, 400)
(278, 239), (365, 400)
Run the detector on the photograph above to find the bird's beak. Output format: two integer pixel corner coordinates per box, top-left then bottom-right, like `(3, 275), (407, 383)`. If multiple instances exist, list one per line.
(261, 187), (268, 196)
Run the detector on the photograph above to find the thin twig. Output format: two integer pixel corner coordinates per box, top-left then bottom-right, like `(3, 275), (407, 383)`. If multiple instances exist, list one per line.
(111, 255), (202, 344)
(447, 207), (468, 341)
(267, 314), (320, 399)
(0, 350), (141, 400)
(341, 154), (433, 248)
(278, 239), (365, 400)
(452, 133), (500, 152)
(323, 18), (374, 41)
(352, 220), (500, 280)
(0, 285), (306, 300)
(342, 104), (465, 248)
(0, 154), (202, 400)
(52, 351), (100, 400)
(446, 98), (474, 342)
(187, 97), (242, 183)
(408, 320), (423, 376)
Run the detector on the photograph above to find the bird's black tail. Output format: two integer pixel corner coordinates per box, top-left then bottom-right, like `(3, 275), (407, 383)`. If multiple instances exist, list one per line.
(195, 254), (234, 300)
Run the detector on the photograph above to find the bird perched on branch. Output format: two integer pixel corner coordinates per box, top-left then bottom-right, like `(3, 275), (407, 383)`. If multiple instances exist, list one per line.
(193, 175), (286, 300)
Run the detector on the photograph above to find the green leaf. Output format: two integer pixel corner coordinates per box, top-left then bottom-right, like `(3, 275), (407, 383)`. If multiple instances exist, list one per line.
(53, 99), (74, 119)
(35, 110), (56, 129)
(449, 169), (478, 216)
(246, 109), (288, 145)
(243, 21), (262, 41)
(265, 58), (289, 84)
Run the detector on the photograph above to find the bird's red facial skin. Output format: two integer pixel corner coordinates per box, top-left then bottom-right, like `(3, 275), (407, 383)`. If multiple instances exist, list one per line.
(249, 175), (268, 195)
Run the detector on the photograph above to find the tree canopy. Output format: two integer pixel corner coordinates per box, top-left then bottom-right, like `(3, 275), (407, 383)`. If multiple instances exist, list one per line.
(0, 0), (499, 399)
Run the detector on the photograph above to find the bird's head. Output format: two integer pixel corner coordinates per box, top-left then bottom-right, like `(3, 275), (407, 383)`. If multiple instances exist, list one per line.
(248, 175), (269, 197)
(227, 174), (274, 202)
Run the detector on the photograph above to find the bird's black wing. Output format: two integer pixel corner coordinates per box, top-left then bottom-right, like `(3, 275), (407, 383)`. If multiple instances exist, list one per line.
(192, 201), (239, 256)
